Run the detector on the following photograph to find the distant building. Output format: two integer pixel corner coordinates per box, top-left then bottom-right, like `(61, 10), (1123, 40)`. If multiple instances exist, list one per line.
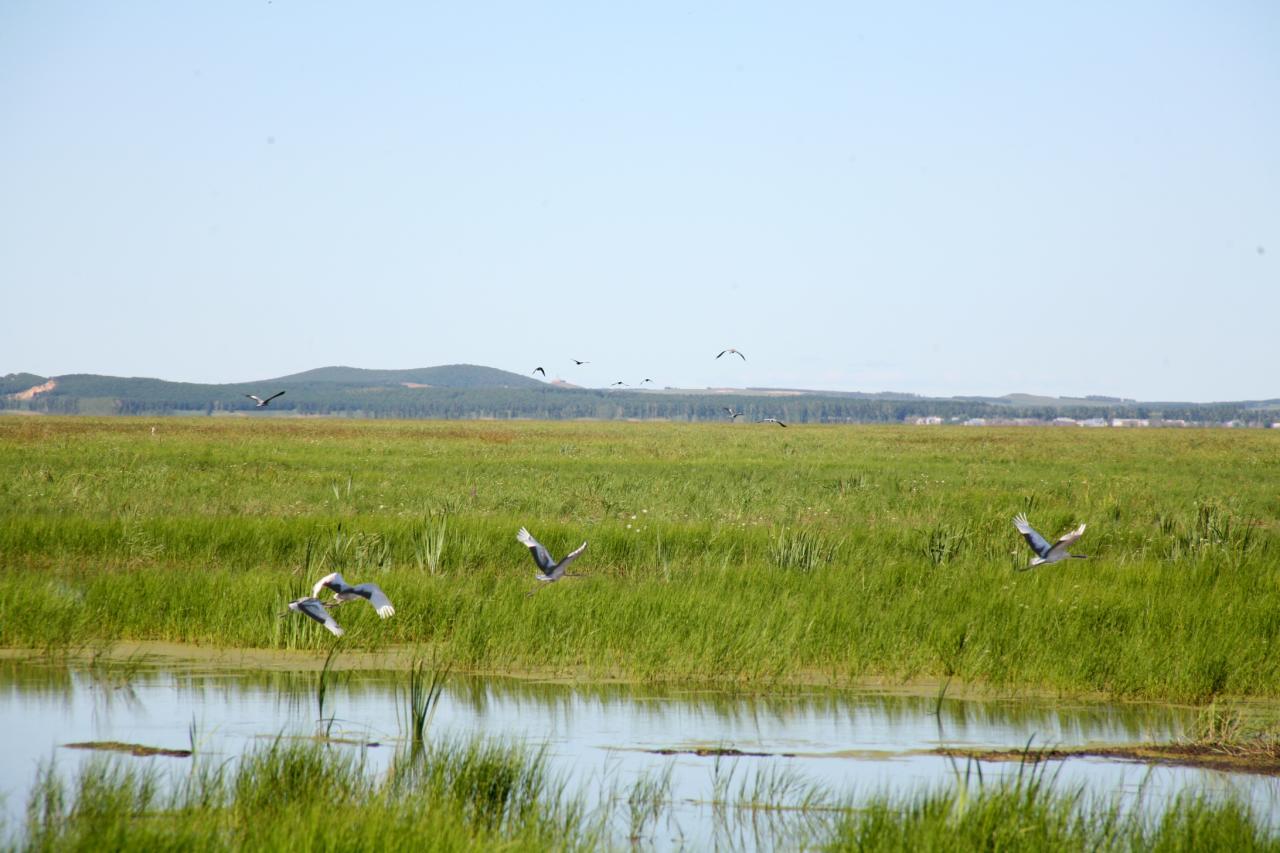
(1080, 418), (1108, 428)
(1051, 417), (1079, 426)
(913, 416), (943, 425)
(964, 418), (986, 426)
(1111, 418), (1150, 428)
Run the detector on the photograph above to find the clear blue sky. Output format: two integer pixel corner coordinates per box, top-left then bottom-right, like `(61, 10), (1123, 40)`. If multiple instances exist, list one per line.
(2, 2), (1276, 401)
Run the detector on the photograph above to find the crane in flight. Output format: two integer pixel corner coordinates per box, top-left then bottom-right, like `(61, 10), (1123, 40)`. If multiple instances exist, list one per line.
(1013, 513), (1087, 569)
(245, 391), (286, 407)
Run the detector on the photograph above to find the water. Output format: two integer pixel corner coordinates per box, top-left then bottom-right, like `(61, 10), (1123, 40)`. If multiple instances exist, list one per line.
(1, 652), (1276, 848)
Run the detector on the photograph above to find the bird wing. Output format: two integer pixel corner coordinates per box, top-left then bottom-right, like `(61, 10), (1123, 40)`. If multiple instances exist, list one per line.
(559, 541), (588, 572)
(354, 583), (395, 618)
(312, 572), (348, 597)
(264, 391), (286, 403)
(543, 541), (587, 581)
(716, 350), (727, 358)
(291, 598), (344, 636)
(246, 394), (263, 404)
(1013, 514), (1052, 558)
(534, 367), (545, 375)
(1052, 523), (1086, 552)
(734, 350), (746, 360)
(516, 527), (556, 573)
(775, 419), (787, 427)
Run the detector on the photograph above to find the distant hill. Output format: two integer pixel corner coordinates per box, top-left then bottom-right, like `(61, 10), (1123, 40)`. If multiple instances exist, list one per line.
(0, 373), (49, 395)
(2, 365), (1277, 425)
(267, 364), (542, 389)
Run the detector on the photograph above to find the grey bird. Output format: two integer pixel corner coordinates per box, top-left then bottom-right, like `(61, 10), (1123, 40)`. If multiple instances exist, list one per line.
(759, 417), (787, 427)
(1013, 513), (1087, 569)
(716, 348), (746, 360)
(286, 597), (345, 637)
(723, 407), (744, 420)
(312, 572), (396, 618)
(246, 391), (286, 407)
(516, 527), (587, 584)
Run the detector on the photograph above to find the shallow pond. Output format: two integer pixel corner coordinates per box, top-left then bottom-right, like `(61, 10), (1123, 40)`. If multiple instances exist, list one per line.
(1, 651), (1276, 849)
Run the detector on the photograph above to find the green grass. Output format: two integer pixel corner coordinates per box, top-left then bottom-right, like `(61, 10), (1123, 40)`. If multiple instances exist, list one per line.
(15, 741), (1280, 851)
(824, 776), (1280, 852)
(20, 737), (595, 851)
(2, 418), (1278, 700)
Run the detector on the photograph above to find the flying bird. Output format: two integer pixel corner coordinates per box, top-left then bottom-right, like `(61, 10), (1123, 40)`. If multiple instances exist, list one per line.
(516, 527), (587, 584)
(572, 359), (589, 366)
(716, 348), (746, 361)
(533, 367), (546, 376)
(245, 391), (286, 407)
(1012, 513), (1087, 569)
(610, 381), (626, 387)
(312, 573), (396, 618)
(723, 407), (744, 420)
(760, 418), (787, 427)
(641, 378), (654, 385)
(286, 597), (345, 637)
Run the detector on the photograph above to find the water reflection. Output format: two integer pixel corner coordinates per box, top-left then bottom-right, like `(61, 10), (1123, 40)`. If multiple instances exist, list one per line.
(0, 656), (1275, 849)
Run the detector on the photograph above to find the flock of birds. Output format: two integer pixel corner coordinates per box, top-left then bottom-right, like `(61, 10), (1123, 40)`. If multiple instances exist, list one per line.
(245, 350), (787, 423)
(528, 350), (791, 425)
(285, 517), (1086, 636)
(268, 346), (1088, 637)
(286, 528), (590, 635)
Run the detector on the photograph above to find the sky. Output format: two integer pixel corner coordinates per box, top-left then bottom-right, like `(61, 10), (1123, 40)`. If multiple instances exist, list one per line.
(1, 2), (1277, 401)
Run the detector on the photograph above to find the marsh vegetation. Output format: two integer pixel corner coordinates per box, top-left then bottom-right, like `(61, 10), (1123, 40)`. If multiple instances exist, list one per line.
(2, 418), (1278, 702)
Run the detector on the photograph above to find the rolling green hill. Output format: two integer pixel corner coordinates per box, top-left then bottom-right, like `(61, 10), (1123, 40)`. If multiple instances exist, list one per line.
(1, 365), (1276, 424)
(267, 364), (543, 389)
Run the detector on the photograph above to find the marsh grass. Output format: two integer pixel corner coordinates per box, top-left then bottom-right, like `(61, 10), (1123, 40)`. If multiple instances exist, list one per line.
(769, 526), (843, 571)
(22, 738), (599, 851)
(2, 418), (1279, 701)
(823, 768), (1280, 852)
(402, 657), (450, 750)
(13, 736), (1280, 851)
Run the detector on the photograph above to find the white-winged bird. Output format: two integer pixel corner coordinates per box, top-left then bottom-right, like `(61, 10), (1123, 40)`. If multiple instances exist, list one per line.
(312, 573), (396, 618)
(716, 348), (746, 360)
(286, 597), (345, 636)
(760, 417), (787, 427)
(1013, 513), (1087, 569)
(246, 391), (286, 407)
(516, 527), (587, 584)
(723, 407), (744, 420)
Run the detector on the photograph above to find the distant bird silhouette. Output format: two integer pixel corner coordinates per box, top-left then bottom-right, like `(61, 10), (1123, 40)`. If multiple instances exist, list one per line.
(716, 348), (746, 361)
(312, 572), (395, 618)
(245, 391), (286, 407)
(759, 417), (787, 427)
(286, 597), (344, 637)
(533, 367), (546, 376)
(572, 359), (589, 366)
(641, 378), (654, 385)
(1013, 513), (1087, 569)
(723, 407), (744, 420)
(517, 527), (587, 585)
(610, 381), (626, 387)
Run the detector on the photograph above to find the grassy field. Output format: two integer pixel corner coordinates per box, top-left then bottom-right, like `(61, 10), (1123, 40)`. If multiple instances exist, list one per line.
(1, 417), (1278, 701)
